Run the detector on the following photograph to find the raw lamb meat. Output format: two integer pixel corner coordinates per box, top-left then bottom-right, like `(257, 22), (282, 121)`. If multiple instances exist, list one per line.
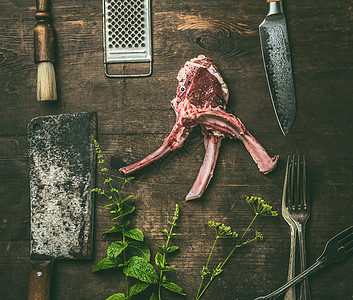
(119, 55), (279, 200)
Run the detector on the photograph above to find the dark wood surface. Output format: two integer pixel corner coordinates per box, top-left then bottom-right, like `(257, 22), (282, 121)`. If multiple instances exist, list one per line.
(1, 0), (352, 299)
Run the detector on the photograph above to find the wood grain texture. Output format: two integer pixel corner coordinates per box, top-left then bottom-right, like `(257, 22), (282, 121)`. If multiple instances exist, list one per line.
(1, 0), (353, 299)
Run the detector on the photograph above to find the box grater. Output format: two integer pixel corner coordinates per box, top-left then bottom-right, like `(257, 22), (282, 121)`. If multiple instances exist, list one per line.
(103, 0), (152, 77)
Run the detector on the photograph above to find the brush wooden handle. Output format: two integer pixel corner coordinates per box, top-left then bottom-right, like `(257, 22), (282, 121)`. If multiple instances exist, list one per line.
(28, 260), (52, 300)
(34, 0), (55, 63)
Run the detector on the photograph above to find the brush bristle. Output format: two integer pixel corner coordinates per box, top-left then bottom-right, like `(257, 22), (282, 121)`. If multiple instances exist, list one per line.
(37, 61), (57, 101)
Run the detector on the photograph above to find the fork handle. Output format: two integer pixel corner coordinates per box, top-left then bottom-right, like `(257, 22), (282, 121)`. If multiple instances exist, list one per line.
(297, 226), (311, 300)
(254, 259), (326, 300)
(283, 226), (296, 300)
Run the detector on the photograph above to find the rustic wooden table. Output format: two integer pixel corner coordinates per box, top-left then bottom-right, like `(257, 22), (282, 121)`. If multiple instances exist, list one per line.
(1, 0), (352, 299)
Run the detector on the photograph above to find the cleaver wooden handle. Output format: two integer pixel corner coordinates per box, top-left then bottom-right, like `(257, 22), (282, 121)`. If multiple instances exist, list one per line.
(28, 260), (52, 300)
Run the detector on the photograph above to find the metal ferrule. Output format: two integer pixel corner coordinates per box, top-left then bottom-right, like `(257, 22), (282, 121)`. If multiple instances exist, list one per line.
(34, 22), (55, 63)
(267, 1), (284, 16)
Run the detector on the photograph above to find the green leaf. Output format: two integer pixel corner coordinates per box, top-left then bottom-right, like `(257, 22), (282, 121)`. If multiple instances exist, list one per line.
(162, 229), (170, 237)
(107, 241), (128, 260)
(127, 241), (151, 261)
(155, 253), (174, 271)
(123, 228), (144, 241)
(129, 281), (150, 297)
(155, 252), (164, 269)
(174, 203), (179, 219)
(121, 195), (133, 204)
(106, 293), (125, 300)
(122, 205), (135, 216)
(103, 203), (116, 207)
(167, 245), (179, 253)
(102, 224), (123, 237)
(123, 256), (158, 284)
(92, 257), (123, 272)
(149, 293), (157, 300)
(156, 244), (167, 254)
(112, 205), (135, 220)
(162, 281), (186, 295)
(161, 265), (176, 272)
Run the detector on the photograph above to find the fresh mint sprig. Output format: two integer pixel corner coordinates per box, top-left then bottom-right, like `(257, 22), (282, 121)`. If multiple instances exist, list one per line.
(92, 140), (151, 300)
(195, 196), (278, 300)
(92, 141), (184, 300)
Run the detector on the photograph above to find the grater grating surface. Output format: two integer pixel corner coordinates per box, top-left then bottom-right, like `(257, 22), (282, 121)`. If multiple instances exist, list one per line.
(103, 0), (152, 77)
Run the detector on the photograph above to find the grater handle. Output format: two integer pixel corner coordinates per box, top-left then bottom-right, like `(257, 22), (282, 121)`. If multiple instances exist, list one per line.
(104, 62), (153, 78)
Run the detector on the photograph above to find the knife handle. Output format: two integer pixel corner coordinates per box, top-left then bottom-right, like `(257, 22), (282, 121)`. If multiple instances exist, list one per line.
(28, 260), (52, 300)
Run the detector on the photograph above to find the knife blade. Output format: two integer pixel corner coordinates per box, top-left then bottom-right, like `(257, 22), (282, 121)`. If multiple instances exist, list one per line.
(259, 0), (296, 135)
(27, 112), (97, 300)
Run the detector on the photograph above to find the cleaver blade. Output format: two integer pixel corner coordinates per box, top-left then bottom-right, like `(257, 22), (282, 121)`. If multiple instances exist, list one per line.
(259, 0), (296, 135)
(27, 112), (97, 300)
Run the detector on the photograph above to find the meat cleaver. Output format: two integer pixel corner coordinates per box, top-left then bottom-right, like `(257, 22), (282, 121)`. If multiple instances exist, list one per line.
(259, 0), (296, 135)
(27, 112), (97, 300)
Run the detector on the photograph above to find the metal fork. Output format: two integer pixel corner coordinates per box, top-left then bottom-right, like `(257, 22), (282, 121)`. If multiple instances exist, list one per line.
(281, 157), (297, 300)
(288, 154), (311, 300)
(254, 225), (353, 300)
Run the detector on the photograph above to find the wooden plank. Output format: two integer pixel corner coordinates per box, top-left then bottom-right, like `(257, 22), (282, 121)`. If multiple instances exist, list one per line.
(0, 0), (353, 299)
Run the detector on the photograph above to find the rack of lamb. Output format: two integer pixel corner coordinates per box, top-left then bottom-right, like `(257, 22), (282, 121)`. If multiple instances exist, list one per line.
(119, 55), (279, 200)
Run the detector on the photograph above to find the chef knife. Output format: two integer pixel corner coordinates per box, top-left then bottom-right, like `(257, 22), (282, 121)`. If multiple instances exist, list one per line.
(259, 0), (296, 135)
(27, 112), (97, 300)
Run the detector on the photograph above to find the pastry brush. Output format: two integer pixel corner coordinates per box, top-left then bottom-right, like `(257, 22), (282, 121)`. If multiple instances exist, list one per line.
(34, 0), (57, 101)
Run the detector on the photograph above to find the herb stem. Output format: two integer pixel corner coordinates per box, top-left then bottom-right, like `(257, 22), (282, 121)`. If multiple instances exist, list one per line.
(158, 222), (174, 300)
(106, 172), (120, 208)
(196, 236), (219, 299)
(196, 277), (213, 300)
(197, 214), (259, 300)
(122, 233), (129, 299)
(220, 213), (258, 270)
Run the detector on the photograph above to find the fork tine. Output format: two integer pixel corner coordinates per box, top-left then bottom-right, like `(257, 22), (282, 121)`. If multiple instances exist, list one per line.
(289, 155), (295, 208)
(297, 154), (301, 208)
(282, 156), (291, 208)
(303, 155), (310, 209)
(337, 226), (353, 243)
(345, 246), (353, 256)
(303, 155), (307, 209)
(341, 233), (353, 249)
(292, 154), (300, 209)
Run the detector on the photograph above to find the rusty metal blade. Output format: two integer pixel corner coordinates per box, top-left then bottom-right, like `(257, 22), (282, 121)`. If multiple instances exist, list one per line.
(28, 112), (97, 260)
(259, 2), (296, 135)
